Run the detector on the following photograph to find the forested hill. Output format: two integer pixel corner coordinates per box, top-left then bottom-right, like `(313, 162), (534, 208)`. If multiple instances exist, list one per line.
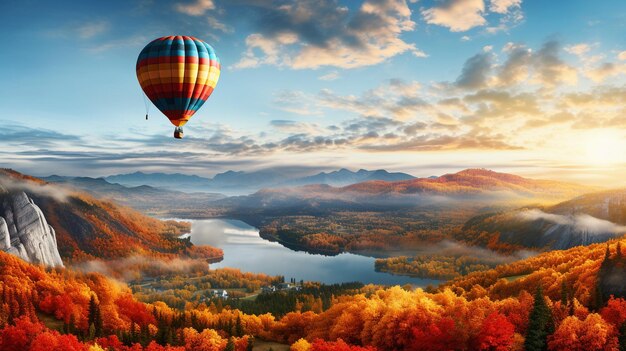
(0, 169), (222, 262)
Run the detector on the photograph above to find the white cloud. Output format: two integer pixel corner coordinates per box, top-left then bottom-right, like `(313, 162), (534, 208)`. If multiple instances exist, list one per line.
(532, 41), (578, 87)
(234, 33), (298, 69)
(497, 44), (532, 86)
(422, 0), (486, 32)
(565, 43), (591, 57)
(585, 62), (626, 83)
(319, 71), (340, 81)
(175, 0), (215, 16)
(234, 0), (423, 69)
(455, 52), (494, 89)
(86, 34), (147, 54)
(77, 21), (110, 39)
(207, 16), (232, 33)
(270, 120), (324, 134)
(618, 51), (626, 60)
(489, 0), (521, 14)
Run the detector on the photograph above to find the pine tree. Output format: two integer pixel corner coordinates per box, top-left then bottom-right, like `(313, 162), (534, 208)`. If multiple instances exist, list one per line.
(88, 295), (97, 327)
(88, 323), (96, 340)
(247, 336), (255, 351)
(225, 337), (235, 351)
(619, 322), (626, 351)
(178, 328), (185, 346)
(235, 314), (243, 337)
(525, 286), (554, 351)
(560, 281), (568, 306)
(130, 322), (138, 344)
(87, 295), (103, 338)
(94, 305), (103, 337)
(593, 281), (604, 311)
(140, 324), (150, 347)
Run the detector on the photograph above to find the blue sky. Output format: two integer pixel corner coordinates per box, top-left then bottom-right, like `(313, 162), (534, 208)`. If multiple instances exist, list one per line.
(0, 0), (625, 185)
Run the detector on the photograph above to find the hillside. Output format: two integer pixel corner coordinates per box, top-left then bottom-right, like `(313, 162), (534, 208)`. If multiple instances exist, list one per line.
(341, 168), (592, 199)
(43, 176), (225, 216)
(1, 236), (625, 351)
(188, 169), (598, 260)
(219, 169), (594, 213)
(549, 188), (626, 224)
(460, 188), (626, 251)
(445, 237), (623, 307)
(0, 169), (222, 262)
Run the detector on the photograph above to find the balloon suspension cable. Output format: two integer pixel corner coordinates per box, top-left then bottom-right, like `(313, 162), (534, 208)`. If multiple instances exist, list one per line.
(140, 88), (150, 120)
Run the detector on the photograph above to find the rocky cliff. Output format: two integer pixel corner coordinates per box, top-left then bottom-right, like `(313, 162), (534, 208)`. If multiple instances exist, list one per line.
(0, 184), (63, 267)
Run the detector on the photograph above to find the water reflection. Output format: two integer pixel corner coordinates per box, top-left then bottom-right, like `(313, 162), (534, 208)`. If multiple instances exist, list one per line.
(186, 219), (441, 287)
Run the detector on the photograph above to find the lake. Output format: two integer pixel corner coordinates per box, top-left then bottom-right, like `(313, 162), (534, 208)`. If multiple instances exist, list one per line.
(183, 218), (441, 287)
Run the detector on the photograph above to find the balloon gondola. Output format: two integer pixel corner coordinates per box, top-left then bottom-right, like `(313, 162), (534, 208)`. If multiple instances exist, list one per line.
(136, 36), (221, 138)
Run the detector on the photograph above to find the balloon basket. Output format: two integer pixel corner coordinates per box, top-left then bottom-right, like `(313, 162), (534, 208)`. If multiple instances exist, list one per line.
(174, 127), (184, 139)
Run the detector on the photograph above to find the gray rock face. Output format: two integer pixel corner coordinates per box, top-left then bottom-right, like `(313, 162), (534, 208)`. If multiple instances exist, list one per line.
(0, 186), (63, 267)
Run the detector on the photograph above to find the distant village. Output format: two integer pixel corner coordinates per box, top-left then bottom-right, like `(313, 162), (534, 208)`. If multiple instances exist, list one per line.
(206, 280), (303, 301)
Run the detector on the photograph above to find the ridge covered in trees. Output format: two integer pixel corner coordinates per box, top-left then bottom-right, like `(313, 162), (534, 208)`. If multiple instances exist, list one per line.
(1, 234), (626, 350)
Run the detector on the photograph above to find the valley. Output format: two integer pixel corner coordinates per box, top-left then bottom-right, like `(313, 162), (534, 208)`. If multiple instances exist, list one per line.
(37, 167), (626, 281)
(1, 167), (626, 351)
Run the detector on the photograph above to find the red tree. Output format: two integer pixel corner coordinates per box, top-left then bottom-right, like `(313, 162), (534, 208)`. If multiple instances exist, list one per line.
(474, 312), (515, 351)
(600, 297), (626, 327)
(310, 338), (376, 351)
(0, 316), (45, 351)
(409, 317), (464, 351)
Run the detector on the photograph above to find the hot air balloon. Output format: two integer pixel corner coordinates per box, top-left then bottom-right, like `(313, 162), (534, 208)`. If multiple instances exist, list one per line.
(136, 36), (221, 139)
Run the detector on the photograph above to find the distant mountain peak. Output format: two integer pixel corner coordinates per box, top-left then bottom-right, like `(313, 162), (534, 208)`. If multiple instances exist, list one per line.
(453, 168), (523, 179)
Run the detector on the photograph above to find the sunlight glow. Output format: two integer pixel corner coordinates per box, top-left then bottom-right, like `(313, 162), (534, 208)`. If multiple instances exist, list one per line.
(584, 131), (626, 166)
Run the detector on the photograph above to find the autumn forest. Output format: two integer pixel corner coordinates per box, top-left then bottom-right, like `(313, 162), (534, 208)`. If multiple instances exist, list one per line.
(1, 1), (625, 350)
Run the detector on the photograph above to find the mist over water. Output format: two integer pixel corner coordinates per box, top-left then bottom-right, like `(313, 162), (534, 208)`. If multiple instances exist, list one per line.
(185, 218), (440, 286)
(519, 209), (626, 234)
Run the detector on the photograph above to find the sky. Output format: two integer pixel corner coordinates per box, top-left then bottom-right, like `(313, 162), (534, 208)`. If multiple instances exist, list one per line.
(0, 0), (625, 185)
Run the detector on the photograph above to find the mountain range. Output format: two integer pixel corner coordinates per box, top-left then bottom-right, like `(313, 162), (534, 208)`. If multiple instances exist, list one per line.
(43, 175), (225, 216)
(216, 169), (596, 214)
(103, 168), (416, 195)
(4, 167), (624, 280)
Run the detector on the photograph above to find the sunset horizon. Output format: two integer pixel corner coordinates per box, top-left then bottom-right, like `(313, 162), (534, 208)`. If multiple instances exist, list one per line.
(1, 0), (625, 187)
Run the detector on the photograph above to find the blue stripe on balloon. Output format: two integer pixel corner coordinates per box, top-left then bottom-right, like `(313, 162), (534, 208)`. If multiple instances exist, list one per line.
(153, 98), (207, 110)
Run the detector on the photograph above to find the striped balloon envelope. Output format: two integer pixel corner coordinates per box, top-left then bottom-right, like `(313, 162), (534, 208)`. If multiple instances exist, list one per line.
(136, 36), (220, 138)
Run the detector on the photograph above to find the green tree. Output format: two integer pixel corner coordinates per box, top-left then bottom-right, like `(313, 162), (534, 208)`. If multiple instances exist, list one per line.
(560, 281), (568, 306)
(235, 314), (243, 337)
(619, 322), (626, 351)
(87, 294), (103, 338)
(525, 286), (554, 351)
(88, 323), (96, 340)
(225, 337), (235, 351)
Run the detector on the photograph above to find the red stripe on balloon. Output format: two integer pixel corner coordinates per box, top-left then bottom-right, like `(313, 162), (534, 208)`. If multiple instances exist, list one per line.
(136, 57), (218, 69)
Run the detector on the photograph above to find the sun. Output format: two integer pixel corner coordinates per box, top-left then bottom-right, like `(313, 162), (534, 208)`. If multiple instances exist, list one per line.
(583, 130), (626, 166)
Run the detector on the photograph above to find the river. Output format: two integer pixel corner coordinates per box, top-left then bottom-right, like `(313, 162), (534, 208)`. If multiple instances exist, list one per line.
(182, 218), (441, 287)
